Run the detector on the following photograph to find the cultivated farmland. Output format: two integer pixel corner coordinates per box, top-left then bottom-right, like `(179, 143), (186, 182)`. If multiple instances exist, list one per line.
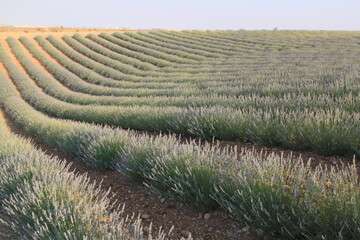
(0, 28), (359, 239)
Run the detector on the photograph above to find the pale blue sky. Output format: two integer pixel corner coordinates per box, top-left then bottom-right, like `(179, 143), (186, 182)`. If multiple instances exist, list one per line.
(0, 0), (359, 30)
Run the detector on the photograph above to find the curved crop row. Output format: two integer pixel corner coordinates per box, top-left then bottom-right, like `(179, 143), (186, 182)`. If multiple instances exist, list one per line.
(8, 37), (360, 114)
(88, 33), (171, 67)
(182, 30), (267, 50)
(66, 34), (200, 77)
(161, 30), (246, 52)
(72, 33), (156, 71)
(26, 36), (291, 95)
(168, 30), (304, 52)
(112, 32), (203, 61)
(62, 35), (148, 75)
(139, 31), (224, 58)
(34, 35), (209, 83)
(105, 32), (188, 64)
(21, 36), (293, 93)
(20, 37), (196, 96)
(189, 31), (305, 51)
(147, 31), (232, 56)
(37, 33), (358, 100)
(128, 31), (215, 58)
(47, 35), (128, 80)
(29, 35), (360, 100)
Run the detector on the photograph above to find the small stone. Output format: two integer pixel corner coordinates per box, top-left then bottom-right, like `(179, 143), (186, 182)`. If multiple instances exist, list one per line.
(207, 227), (213, 232)
(180, 230), (191, 238)
(140, 197), (145, 201)
(160, 198), (166, 203)
(241, 226), (250, 232)
(141, 214), (151, 219)
(203, 213), (211, 220)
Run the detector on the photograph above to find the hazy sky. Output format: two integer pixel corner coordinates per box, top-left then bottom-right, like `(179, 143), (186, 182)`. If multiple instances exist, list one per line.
(0, 0), (359, 30)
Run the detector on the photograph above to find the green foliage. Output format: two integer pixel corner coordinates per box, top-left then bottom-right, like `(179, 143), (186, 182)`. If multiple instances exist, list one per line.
(213, 152), (360, 239)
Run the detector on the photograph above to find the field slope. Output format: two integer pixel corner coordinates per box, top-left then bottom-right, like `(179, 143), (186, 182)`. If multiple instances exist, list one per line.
(0, 28), (359, 239)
